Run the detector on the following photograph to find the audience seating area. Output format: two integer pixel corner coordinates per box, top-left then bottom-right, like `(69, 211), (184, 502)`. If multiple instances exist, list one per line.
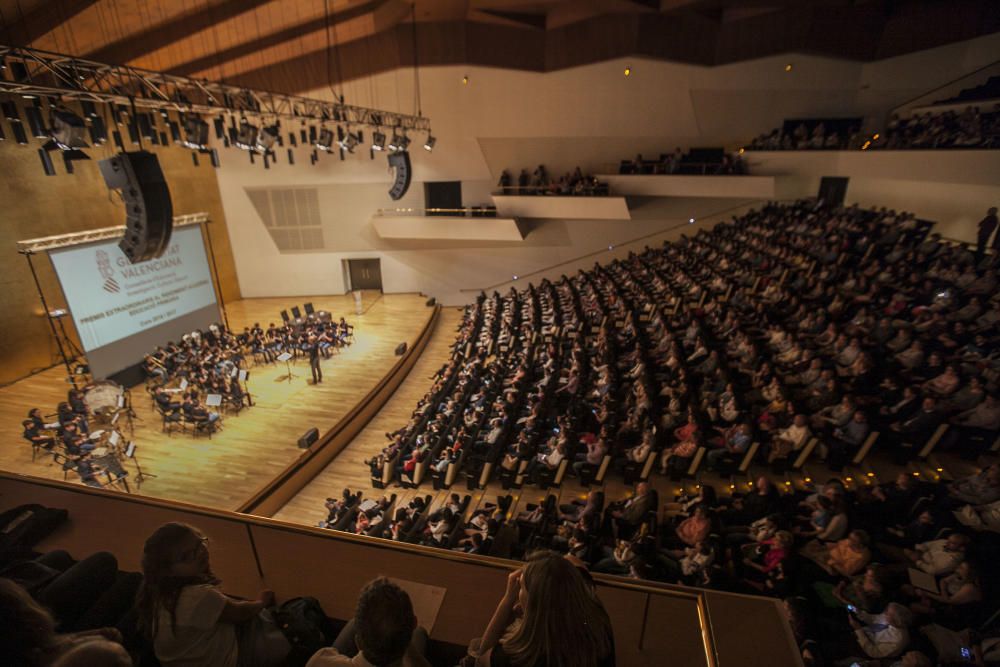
(875, 105), (1000, 150)
(496, 165), (609, 196)
(345, 198), (1000, 665)
(747, 117), (864, 151)
(618, 147), (748, 175)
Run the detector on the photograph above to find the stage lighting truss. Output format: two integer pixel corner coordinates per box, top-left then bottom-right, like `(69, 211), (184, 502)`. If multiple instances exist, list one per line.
(0, 44), (431, 142)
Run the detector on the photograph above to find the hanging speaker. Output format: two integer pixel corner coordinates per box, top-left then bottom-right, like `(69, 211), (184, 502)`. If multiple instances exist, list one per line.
(387, 150), (411, 200)
(98, 151), (173, 264)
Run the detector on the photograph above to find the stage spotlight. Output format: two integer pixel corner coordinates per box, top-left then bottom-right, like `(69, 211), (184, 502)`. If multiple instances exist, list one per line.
(389, 131), (410, 152)
(234, 119), (259, 151)
(44, 109), (91, 158)
(371, 130), (386, 151)
(336, 126), (354, 152)
(423, 132), (436, 152)
(180, 115), (210, 150)
(255, 124), (279, 153)
(315, 128), (335, 152)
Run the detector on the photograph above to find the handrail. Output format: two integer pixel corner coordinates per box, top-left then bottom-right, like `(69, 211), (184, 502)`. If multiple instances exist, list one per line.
(458, 199), (764, 293)
(890, 57), (1000, 116)
(494, 184), (611, 196)
(375, 207), (498, 217)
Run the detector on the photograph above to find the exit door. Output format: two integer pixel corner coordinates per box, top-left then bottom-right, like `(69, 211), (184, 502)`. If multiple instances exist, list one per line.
(347, 258), (383, 291)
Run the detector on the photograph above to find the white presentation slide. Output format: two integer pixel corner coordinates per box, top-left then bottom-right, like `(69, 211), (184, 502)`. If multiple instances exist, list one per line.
(50, 226), (219, 379)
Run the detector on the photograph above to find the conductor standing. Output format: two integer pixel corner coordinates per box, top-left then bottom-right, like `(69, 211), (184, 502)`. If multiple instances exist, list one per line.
(308, 334), (322, 384)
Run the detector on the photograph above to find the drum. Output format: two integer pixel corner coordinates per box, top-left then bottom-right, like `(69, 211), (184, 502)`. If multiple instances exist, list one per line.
(85, 381), (124, 417)
(91, 452), (128, 483)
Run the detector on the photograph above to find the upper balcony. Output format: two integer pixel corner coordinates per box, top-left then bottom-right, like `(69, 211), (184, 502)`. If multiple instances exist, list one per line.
(372, 207), (526, 242)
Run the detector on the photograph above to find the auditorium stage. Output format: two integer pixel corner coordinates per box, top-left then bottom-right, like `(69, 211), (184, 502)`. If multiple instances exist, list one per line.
(0, 292), (436, 511)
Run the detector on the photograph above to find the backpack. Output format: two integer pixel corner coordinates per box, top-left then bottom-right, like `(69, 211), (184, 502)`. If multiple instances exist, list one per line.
(274, 596), (335, 657)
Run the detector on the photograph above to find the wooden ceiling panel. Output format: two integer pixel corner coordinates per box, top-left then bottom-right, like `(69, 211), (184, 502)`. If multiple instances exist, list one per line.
(1, 0), (997, 96)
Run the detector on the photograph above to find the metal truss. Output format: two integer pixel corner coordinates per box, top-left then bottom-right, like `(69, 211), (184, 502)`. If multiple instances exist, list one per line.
(0, 45), (431, 132)
(17, 212), (209, 254)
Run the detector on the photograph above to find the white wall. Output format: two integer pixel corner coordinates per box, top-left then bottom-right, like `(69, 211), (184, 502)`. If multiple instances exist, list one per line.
(214, 33), (1000, 306)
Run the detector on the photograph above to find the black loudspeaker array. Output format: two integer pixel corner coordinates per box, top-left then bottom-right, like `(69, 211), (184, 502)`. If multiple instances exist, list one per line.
(387, 151), (412, 200)
(98, 151), (174, 264)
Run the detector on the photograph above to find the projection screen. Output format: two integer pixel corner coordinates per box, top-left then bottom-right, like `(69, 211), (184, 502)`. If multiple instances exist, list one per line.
(49, 225), (220, 380)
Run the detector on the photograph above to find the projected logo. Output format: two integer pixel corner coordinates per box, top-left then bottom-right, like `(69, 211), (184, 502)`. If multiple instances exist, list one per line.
(96, 249), (120, 293)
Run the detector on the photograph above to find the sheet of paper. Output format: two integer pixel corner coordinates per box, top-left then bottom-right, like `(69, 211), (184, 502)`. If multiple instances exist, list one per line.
(387, 578), (447, 633)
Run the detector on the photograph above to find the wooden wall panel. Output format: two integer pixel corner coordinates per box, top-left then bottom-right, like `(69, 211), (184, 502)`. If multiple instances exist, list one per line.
(0, 97), (241, 385)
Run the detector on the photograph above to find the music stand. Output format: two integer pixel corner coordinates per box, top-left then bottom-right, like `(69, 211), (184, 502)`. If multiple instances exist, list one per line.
(276, 352), (296, 383)
(128, 441), (157, 488)
(238, 369), (254, 406)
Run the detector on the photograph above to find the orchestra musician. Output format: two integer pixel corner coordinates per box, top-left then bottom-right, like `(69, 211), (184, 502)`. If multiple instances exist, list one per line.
(22, 418), (55, 451)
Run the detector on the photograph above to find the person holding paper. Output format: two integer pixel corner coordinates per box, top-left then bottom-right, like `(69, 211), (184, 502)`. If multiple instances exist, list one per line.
(306, 578), (430, 667)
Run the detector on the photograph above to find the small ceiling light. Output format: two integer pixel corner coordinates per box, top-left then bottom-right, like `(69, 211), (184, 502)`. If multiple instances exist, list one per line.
(784, 63), (793, 72)
(738, 147), (745, 154)
(423, 132), (436, 152)
(372, 130), (386, 151)
(688, 217), (695, 224)
(872, 133), (880, 140)
(512, 275), (518, 280)
(624, 65), (631, 77)
(462, 75), (469, 85)
(608, 245), (614, 250)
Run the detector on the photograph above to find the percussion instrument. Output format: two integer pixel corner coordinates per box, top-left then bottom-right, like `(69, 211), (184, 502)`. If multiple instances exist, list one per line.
(85, 381), (125, 418)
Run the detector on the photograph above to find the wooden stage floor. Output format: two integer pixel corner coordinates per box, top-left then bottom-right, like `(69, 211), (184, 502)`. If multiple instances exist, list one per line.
(0, 292), (435, 511)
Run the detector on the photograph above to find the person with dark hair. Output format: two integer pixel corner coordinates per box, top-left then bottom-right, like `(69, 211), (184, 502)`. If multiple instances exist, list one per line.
(137, 522), (289, 667)
(307, 577), (429, 667)
(469, 551), (614, 666)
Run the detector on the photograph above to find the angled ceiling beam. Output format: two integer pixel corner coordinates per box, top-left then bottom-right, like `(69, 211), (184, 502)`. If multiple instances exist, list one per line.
(168, 0), (390, 78)
(83, 0), (274, 66)
(0, 0), (98, 46)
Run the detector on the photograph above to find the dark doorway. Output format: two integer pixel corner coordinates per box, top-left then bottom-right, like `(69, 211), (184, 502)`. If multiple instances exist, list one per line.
(347, 258), (383, 291)
(818, 177), (849, 207)
(424, 181), (462, 216)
